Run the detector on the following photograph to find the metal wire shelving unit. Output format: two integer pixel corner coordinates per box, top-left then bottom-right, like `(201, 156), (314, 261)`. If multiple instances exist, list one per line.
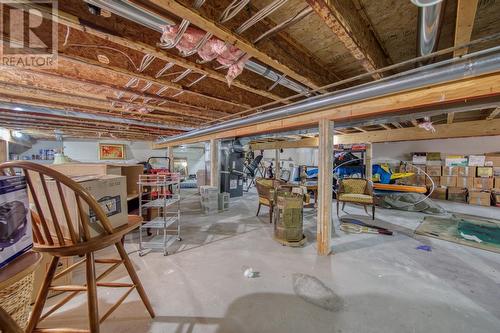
(138, 173), (181, 256)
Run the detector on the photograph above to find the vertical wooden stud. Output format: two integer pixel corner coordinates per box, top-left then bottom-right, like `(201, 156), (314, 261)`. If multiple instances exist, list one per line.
(167, 147), (174, 171)
(317, 119), (334, 256)
(365, 143), (373, 181)
(275, 149), (280, 180)
(210, 139), (219, 189)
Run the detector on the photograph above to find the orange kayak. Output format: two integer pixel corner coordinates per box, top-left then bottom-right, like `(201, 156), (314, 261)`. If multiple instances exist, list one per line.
(373, 183), (427, 193)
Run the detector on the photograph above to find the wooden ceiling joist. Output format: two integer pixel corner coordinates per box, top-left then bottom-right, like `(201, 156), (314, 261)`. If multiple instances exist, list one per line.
(486, 107), (500, 120)
(26, 3), (284, 103)
(447, 112), (455, 124)
(0, 82), (201, 127)
(0, 63), (227, 122)
(447, 0), (479, 124)
(380, 124), (392, 130)
(454, 0), (479, 58)
(141, 0), (325, 90)
(306, 0), (388, 76)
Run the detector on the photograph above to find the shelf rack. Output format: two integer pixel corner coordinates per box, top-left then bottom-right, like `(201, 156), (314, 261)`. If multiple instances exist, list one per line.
(138, 173), (181, 256)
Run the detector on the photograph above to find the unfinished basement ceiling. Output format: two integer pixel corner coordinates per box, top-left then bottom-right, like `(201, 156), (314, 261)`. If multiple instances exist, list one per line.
(0, 0), (499, 140)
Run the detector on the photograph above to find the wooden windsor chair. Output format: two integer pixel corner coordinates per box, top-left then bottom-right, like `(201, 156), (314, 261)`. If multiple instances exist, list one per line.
(0, 161), (155, 333)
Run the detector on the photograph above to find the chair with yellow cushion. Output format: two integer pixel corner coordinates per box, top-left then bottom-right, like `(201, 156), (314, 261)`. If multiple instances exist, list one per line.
(337, 178), (375, 220)
(255, 178), (286, 223)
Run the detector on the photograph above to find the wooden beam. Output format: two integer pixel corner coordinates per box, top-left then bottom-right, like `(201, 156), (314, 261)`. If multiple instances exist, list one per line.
(0, 63), (228, 121)
(26, 3), (283, 102)
(335, 118), (500, 144)
(250, 137), (319, 150)
(317, 119), (333, 256)
(365, 143), (372, 180)
(0, 82), (199, 127)
(306, 0), (387, 75)
(391, 122), (403, 128)
(143, 0), (322, 90)
(454, 0), (479, 57)
(275, 149), (280, 180)
(380, 124), (392, 130)
(210, 139), (219, 188)
(353, 127), (367, 132)
(447, 112), (455, 124)
(154, 72), (500, 147)
(486, 107), (500, 120)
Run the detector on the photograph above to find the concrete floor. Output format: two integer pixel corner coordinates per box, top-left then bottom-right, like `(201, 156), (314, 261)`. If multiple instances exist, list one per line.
(43, 189), (500, 333)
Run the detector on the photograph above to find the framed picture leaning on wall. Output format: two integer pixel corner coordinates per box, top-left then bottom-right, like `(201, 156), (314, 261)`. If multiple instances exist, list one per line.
(99, 143), (126, 160)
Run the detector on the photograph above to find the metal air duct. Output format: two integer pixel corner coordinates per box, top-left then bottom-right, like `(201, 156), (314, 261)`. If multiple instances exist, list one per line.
(156, 47), (500, 144)
(2, 102), (193, 131)
(84, 0), (310, 94)
(414, 0), (446, 57)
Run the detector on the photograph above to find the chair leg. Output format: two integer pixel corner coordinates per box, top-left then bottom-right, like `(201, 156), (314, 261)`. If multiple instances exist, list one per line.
(27, 256), (59, 333)
(269, 205), (273, 224)
(256, 203), (261, 216)
(372, 205), (375, 220)
(342, 202), (346, 211)
(115, 241), (155, 318)
(86, 252), (99, 333)
(336, 200), (339, 217)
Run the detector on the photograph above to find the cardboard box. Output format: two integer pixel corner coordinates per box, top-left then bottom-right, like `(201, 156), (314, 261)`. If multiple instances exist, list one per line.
(442, 166), (459, 176)
(412, 153), (426, 165)
(426, 176), (441, 186)
(429, 187), (447, 200)
(34, 175), (128, 239)
(477, 167), (493, 177)
(456, 177), (474, 188)
(493, 167), (500, 177)
(51, 163), (122, 176)
(440, 176), (457, 187)
(426, 152), (441, 161)
(0, 176), (33, 269)
(468, 155), (485, 167)
(473, 177), (494, 190)
(495, 177), (500, 190)
(485, 155), (500, 167)
(458, 166), (476, 177)
(426, 166), (442, 176)
(447, 187), (468, 203)
(445, 156), (468, 167)
(468, 190), (491, 206)
(50, 163), (144, 199)
(492, 191), (500, 207)
(32, 254), (73, 303)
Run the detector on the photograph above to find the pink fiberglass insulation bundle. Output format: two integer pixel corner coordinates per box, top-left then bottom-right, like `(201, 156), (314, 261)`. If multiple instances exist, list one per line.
(161, 25), (250, 86)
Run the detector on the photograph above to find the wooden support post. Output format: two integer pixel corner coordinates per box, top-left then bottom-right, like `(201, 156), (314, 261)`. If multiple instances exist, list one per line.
(275, 149), (280, 180)
(0, 140), (7, 163)
(210, 139), (219, 189)
(167, 147), (174, 171)
(317, 119), (334, 256)
(365, 143), (373, 181)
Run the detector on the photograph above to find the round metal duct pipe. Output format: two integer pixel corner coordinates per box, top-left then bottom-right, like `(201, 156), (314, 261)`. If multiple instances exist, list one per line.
(156, 48), (500, 145)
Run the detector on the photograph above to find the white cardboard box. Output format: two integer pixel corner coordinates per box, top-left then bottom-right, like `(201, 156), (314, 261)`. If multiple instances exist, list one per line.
(34, 175), (128, 239)
(0, 176), (32, 269)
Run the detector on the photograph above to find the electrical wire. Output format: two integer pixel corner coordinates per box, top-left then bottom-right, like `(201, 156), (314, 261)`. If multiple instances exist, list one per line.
(138, 54), (156, 72)
(219, 0), (250, 23)
(235, 0), (288, 34)
(67, 43), (139, 70)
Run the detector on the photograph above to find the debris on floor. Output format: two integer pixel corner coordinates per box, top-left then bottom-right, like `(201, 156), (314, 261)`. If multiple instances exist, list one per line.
(340, 217), (393, 235)
(377, 192), (446, 215)
(243, 267), (260, 278)
(416, 245), (432, 252)
(416, 213), (500, 253)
